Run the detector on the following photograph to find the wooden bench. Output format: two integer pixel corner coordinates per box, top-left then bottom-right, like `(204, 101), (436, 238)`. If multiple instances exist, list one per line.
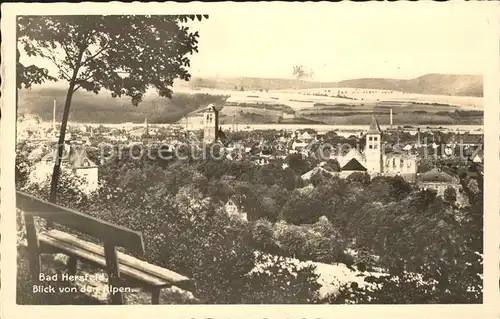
(17, 190), (195, 304)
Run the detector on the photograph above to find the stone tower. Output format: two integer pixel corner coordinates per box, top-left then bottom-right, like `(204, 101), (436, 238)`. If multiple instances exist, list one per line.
(365, 113), (383, 174)
(203, 104), (217, 143)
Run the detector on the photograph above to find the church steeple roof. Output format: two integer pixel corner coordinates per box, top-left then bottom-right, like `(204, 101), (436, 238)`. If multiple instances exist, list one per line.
(367, 113), (382, 134)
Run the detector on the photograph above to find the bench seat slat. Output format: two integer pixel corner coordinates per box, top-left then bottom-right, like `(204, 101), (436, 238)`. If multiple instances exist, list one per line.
(17, 191), (144, 254)
(45, 229), (191, 288)
(38, 233), (167, 287)
(44, 230), (192, 288)
(39, 230), (192, 290)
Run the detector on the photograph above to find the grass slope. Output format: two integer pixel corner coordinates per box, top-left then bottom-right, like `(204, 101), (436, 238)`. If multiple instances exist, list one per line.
(18, 88), (229, 124)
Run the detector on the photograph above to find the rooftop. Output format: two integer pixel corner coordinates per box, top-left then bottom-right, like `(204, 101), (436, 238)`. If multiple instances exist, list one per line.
(418, 168), (457, 184)
(42, 145), (97, 168)
(189, 103), (225, 116)
(367, 113), (382, 135)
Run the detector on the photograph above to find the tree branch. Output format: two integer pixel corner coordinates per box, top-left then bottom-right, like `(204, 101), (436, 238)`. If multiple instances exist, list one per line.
(73, 71), (95, 93)
(77, 70), (95, 84)
(43, 52), (71, 81)
(71, 43), (92, 93)
(61, 43), (75, 69)
(84, 29), (98, 47)
(80, 43), (111, 67)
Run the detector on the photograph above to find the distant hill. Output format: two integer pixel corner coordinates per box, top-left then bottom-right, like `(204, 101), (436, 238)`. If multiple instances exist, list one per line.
(186, 74), (483, 97)
(184, 77), (338, 91)
(337, 74), (483, 97)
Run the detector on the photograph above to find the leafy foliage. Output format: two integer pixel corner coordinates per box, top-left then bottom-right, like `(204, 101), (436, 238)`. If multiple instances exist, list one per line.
(17, 151), (323, 304)
(17, 50), (56, 90)
(17, 15), (208, 200)
(18, 15), (207, 103)
(444, 186), (457, 204)
(243, 254), (321, 304)
(327, 173), (483, 303)
(16, 143), (483, 304)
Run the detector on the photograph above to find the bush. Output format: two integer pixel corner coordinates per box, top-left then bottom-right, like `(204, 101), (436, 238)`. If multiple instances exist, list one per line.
(251, 219), (279, 253)
(17, 140), (482, 304)
(242, 254), (321, 304)
(325, 273), (440, 304)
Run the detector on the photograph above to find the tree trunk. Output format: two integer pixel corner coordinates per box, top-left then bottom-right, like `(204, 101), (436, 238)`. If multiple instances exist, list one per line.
(382, 235), (387, 256)
(48, 44), (84, 203)
(15, 89), (18, 148)
(49, 82), (75, 202)
(214, 110), (219, 141)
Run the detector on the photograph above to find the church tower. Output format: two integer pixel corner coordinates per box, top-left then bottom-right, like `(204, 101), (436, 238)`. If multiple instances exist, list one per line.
(365, 113), (383, 174)
(203, 104), (217, 143)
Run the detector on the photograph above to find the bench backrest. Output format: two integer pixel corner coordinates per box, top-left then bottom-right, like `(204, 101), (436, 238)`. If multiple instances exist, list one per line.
(17, 190), (145, 254)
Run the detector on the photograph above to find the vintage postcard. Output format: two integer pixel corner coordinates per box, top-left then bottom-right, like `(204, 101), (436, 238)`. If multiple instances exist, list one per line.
(1, 2), (499, 319)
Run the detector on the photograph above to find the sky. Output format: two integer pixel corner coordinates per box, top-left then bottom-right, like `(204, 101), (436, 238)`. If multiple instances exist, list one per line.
(19, 4), (488, 83)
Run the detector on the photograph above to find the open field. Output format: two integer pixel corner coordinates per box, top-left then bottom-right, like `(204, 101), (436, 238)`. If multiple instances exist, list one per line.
(20, 76), (483, 126)
(175, 86), (483, 111)
(175, 86), (483, 125)
(291, 87), (483, 110)
(181, 74), (483, 97)
(215, 123), (483, 135)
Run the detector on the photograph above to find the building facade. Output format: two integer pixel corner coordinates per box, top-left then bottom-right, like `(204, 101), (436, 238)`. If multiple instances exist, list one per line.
(383, 153), (418, 182)
(416, 168), (464, 205)
(32, 144), (99, 193)
(225, 197), (247, 222)
(364, 114), (383, 175)
(203, 104), (217, 143)
(337, 113), (418, 182)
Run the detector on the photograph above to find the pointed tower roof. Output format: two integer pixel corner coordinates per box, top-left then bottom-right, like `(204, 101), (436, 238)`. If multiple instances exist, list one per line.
(367, 113), (382, 134)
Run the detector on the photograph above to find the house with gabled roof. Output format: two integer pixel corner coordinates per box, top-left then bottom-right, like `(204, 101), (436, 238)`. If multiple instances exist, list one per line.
(416, 168), (464, 204)
(471, 146), (483, 164)
(225, 196), (247, 222)
(338, 148), (367, 178)
(34, 143), (99, 193)
(291, 139), (308, 151)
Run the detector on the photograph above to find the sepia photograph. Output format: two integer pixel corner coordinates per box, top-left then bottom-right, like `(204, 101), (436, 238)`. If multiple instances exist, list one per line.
(1, 2), (498, 317)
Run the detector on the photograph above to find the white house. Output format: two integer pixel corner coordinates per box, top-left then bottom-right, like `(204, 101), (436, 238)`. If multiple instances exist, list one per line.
(416, 168), (462, 202)
(300, 131), (313, 141)
(225, 197), (247, 222)
(472, 153), (483, 163)
(383, 153), (418, 182)
(33, 144), (99, 193)
(471, 147), (483, 163)
(291, 139), (308, 151)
